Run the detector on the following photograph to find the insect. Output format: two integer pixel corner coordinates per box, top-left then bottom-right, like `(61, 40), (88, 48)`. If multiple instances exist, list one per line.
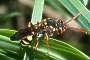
(10, 11), (87, 48)
(10, 18), (65, 47)
(10, 18), (56, 48)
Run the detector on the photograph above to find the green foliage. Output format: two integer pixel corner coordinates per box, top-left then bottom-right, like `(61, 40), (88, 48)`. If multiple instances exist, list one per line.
(0, 29), (17, 37)
(0, 29), (90, 60)
(57, 0), (90, 33)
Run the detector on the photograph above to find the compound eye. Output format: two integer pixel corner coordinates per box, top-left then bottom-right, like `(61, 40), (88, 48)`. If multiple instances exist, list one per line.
(26, 35), (33, 41)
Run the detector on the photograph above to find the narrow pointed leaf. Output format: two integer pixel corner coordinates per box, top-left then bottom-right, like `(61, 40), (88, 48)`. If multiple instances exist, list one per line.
(0, 29), (89, 60)
(31, 0), (45, 24)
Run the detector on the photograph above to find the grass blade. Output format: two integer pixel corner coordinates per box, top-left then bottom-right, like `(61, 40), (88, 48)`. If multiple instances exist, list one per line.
(0, 29), (90, 60)
(0, 29), (17, 37)
(0, 53), (15, 60)
(31, 0), (45, 25)
(0, 35), (19, 52)
(58, 0), (90, 33)
(81, 0), (88, 5)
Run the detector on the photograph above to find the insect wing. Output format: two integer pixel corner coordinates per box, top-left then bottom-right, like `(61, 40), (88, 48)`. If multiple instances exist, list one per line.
(10, 28), (33, 41)
(10, 32), (22, 41)
(69, 27), (86, 33)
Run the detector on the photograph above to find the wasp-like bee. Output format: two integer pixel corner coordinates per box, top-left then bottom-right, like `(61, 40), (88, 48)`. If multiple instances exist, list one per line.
(10, 12), (87, 48)
(10, 18), (66, 48)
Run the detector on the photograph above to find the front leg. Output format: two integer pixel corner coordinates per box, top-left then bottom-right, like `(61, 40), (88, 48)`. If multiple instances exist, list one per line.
(35, 33), (39, 49)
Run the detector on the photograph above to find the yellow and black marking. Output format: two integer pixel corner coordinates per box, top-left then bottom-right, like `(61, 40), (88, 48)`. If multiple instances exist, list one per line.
(10, 27), (35, 47)
(10, 18), (67, 48)
(20, 35), (33, 47)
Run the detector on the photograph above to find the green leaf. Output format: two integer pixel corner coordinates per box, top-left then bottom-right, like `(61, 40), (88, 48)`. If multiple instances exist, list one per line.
(31, 0), (45, 25)
(46, 0), (71, 18)
(0, 35), (19, 59)
(80, 0), (88, 6)
(0, 29), (90, 60)
(0, 29), (17, 37)
(0, 35), (19, 52)
(0, 53), (15, 60)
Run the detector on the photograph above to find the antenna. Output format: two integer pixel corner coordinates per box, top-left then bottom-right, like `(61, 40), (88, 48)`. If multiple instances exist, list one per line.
(64, 8), (84, 25)
(64, 13), (81, 25)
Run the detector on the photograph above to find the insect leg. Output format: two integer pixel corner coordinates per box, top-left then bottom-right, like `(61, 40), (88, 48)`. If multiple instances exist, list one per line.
(64, 13), (81, 25)
(45, 32), (49, 48)
(35, 33), (39, 49)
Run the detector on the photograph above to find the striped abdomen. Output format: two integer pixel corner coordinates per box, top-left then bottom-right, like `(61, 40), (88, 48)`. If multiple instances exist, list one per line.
(20, 35), (33, 47)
